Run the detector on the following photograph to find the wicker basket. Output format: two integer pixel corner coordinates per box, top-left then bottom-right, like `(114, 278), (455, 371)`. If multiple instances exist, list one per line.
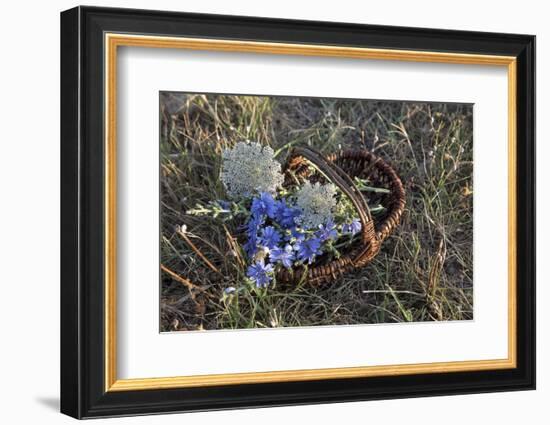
(277, 146), (406, 286)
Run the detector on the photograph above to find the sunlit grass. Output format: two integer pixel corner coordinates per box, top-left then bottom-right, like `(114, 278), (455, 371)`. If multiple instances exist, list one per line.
(160, 93), (473, 331)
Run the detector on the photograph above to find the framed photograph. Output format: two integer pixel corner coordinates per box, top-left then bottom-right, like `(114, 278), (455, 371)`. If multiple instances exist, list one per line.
(60, 6), (535, 419)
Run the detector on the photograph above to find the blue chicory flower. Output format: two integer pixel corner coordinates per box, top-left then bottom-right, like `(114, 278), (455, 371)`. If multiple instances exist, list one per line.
(247, 260), (274, 288)
(239, 213), (262, 233)
(244, 215), (264, 257)
(269, 244), (295, 269)
(247, 214), (264, 233)
(285, 226), (306, 243)
(273, 199), (300, 228)
(342, 218), (362, 236)
(260, 226), (281, 250)
(295, 237), (322, 264)
(251, 192), (276, 219)
(316, 218), (338, 242)
(244, 234), (258, 258)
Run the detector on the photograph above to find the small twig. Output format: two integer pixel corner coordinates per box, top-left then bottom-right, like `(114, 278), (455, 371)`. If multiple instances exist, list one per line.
(426, 239), (446, 321)
(160, 264), (216, 301)
(177, 227), (223, 276)
(186, 227), (226, 259)
(362, 289), (424, 297)
(385, 284), (413, 322)
(160, 264), (199, 298)
(223, 224), (246, 268)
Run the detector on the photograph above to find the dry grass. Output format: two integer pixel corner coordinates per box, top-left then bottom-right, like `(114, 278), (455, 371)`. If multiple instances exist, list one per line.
(159, 92), (473, 332)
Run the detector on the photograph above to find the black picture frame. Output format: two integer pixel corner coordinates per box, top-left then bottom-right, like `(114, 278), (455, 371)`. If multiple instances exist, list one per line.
(61, 5), (535, 419)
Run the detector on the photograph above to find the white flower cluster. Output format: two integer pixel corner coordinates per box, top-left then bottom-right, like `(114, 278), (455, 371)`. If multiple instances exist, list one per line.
(220, 141), (284, 199)
(295, 181), (337, 229)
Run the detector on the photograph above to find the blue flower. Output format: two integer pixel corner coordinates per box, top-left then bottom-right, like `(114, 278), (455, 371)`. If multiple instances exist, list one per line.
(274, 200), (300, 228)
(342, 218), (362, 236)
(246, 214), (263, 236)
(295, 237), (322, 264)
(244, 233), (258, 258)
(260, 226), (281, 249)
(224, 286), (236, 295)
(251, 192), (276, 219)
(269, 244), (295, 269)
(244, 215), (264, 257)
(316, 218), (338, 242)
(247, 260), (274, 288)
(285, 226), (306, 243)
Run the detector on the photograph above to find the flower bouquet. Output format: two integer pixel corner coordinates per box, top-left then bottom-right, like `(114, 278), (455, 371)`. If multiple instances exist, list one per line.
(188, 142), (405, 288)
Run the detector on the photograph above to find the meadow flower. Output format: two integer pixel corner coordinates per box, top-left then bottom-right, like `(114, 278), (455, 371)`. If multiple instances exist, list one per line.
(295, 181), (337, 229)
(342, 218), (362, 235)
(269, 244), (295, 269)
(295, 236), (323, 264)
(224, 286), (236, 295)
(244, 215), (264, 257)
(220, 141), (284, 199)
(246, 214), (264, 233)
(247, 260), (274, 288)
(244, 235), (258, 258)
(251, 192), (277, 219)
(316, 218), (338, 242)
(285, 226), (306, 243)
(260, 226), (282, 250)
(273, 199), (300, 228)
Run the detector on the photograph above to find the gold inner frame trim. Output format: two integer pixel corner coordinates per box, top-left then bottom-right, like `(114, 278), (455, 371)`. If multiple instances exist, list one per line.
(104, 33), (518, 392)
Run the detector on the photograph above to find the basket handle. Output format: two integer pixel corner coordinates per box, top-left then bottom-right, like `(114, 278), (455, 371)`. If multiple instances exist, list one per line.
(285, 146), (380, 264)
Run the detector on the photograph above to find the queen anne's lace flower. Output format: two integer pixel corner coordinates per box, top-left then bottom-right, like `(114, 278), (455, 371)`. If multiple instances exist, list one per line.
(220, 142), (284, 199)
(295, 181), (337, 229)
